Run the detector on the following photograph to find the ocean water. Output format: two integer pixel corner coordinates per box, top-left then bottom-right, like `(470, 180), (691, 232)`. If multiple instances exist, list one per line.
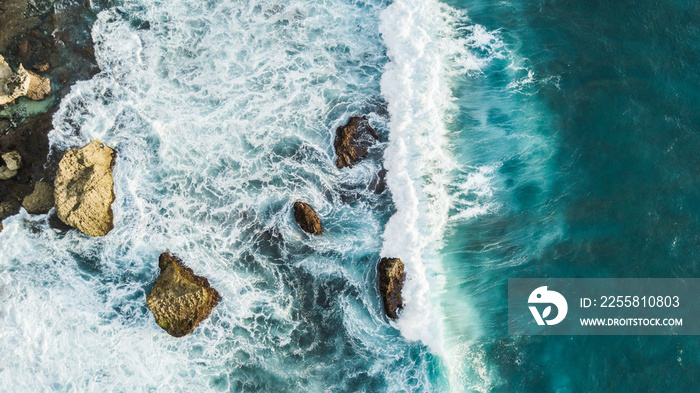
(1, 0), (698, 391)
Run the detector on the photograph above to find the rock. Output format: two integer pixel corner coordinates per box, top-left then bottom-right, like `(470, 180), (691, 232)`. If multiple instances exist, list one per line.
(32, 62), (49, 73)
(0, 166), (17, 180)
(0, 56), (12, 81)
(0, 58), (51, 106)
(0, 199), (21, 232)
(369, 168), (387, 194)
(334, 116), (380, 169)
(18, 39), (29, 59)
(378, 257), (405, 319)
(0, 0), (100, 233)
(54, 140), (116, 237)
(2, 151), (21, 171)
(293, 201), (322, 234)
(22, 181), (53, 214)
(0, 0), (42, 55)
(0, 108), (54, 191)
(146, 252), (221, 337)
(0, 200), (20, 219)
(20, 65), (51, 101)
(0, 151), (21, 179)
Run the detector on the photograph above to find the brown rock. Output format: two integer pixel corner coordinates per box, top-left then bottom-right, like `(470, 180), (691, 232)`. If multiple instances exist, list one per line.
(54, 140), (116, 237)
(293, 201), (322, 234)
(378, 257), (405, 319)
(0, 151), (20, 179)
(0, 200), (20, 232)
(2, 151), (21, 171)
(0, 0), (41, 55)
(21, 65), (51, 101)
(0, 59), (51, 105)
(0, 200), (20, 220)
(334, 116), (379, 169)
(18, 39), (30, 58)
(22, 181), (54, 214)
(0, 166), (17, 180)
(32, 62), (49, 73)
(146, 253), (221, 337)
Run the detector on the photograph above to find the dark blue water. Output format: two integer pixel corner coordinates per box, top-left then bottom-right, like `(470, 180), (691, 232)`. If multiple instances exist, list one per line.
(441, 0), (700, 390)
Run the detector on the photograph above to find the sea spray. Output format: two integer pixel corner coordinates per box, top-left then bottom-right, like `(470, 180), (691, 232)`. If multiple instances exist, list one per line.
(1, 0), (446, 390)
(378, 0), (500, 352)
(379, 0), (517, 391)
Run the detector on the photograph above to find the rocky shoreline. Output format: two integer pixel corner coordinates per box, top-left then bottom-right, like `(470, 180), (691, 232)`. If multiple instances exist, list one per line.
(0, 0), (98, 231)
(0, 0), (406, 334)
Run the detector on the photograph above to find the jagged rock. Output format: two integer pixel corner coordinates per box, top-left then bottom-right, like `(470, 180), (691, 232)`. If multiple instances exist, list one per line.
(33, 62), (49, 73)
(334, 116), (380, 169)
(0, 166), (17, 180)
(20, 64), (51, 101)
(22, 181), (53, 214)
(0, 200), (20, 232)
(54, 140), (116, 237)
(146, 253), (221, 337)
(0, 151), (21, 180)
(2, 151), (21, 171)
(0, 56), (51, 106)
(378, 257), (405, 319)
(0, 57), (12, 83)
(293, 201), (322, 234)
(369, 168), (387, 194)
(0, 0), (99, 233)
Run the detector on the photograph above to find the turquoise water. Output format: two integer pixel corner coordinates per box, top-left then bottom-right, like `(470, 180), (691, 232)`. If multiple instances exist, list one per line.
(0, 0), (698, 391)
(439, 0), (700, 391)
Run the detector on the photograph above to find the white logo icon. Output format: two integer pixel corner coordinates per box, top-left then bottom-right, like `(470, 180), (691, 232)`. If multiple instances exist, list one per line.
(528, 286), (568, 326)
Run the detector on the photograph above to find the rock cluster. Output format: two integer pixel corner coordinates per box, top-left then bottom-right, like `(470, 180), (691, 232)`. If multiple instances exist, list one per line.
(293, 201), (323, 234)
(334, 116), (380, 169)
(378, 257), (405, 319)
(54, 140), (116, 237)
(146, 253), (221, 337)
(0, 0), (99, 233)
(0, 56), (51, 106)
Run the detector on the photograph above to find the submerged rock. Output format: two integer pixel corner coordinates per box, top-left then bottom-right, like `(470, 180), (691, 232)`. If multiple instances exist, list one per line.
(0, 200), (21, 233)
(368, 168), (387, 194)
(334, 116), (380, 169)
(293, 201), (322, 234)
(0, 57), (51, 106)
(146, 252), (221, 337)
(33, 62), (49, 73)
(54, 140), (116, 237)
(378, 257), (405, 319)
(22, 181), (53, 214)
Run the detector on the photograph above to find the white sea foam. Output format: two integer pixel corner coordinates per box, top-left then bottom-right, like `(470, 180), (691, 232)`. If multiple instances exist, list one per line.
(0, 0), (446, 390)
(379, 0), (498, 348)
(379, 0), (508, 390)
(0, 0), (529, 389)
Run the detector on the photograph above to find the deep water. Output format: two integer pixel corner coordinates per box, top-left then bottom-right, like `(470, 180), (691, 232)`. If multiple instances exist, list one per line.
(0, 0), (698, 391)
(438, 0), (700, 391)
